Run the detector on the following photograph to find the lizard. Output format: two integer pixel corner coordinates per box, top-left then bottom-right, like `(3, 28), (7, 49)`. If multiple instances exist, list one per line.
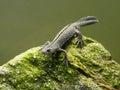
(40, 16), (99, 66)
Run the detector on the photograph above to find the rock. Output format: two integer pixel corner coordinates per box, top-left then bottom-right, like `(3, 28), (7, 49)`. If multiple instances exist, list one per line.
(0, 35), (120, 90)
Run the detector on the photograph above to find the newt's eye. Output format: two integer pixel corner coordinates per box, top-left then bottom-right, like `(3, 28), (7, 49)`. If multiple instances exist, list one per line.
(47, 49), (51, 52)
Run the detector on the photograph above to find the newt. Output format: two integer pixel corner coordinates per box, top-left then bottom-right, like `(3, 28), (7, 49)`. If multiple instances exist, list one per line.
(41, 16), (99, 66)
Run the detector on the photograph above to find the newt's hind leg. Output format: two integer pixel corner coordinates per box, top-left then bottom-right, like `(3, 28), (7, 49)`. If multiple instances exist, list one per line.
(75, 30), (83, 48)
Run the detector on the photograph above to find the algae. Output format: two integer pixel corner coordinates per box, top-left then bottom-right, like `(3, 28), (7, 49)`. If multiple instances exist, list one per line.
(0, 35), (120, 90)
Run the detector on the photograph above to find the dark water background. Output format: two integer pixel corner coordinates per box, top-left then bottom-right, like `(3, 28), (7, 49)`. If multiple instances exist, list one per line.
(0, 0), (120, 65)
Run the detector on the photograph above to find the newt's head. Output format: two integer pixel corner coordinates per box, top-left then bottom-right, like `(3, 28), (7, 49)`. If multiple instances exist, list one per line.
(41, 45), (57, 54)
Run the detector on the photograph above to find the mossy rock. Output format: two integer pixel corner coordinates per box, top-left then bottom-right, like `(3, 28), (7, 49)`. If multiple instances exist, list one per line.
(0, 35), (120, 90)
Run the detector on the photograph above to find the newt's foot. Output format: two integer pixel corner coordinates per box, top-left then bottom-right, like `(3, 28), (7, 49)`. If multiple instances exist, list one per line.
(62, 56), (70, 67)
(76, 39), (84, 48)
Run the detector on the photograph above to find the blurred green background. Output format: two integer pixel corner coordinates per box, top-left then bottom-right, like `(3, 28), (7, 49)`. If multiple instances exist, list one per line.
(0, 0), (120, 65)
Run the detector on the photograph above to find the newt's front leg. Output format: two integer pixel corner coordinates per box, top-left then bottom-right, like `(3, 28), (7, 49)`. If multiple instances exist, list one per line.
(59, 48), (70, 67)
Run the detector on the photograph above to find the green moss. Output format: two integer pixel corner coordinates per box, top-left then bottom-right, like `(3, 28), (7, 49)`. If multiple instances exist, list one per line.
(0, 36), (120, 90)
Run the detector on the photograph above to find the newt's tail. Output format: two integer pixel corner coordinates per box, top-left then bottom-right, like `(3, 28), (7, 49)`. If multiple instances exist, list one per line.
(76, 16), (99, 27)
